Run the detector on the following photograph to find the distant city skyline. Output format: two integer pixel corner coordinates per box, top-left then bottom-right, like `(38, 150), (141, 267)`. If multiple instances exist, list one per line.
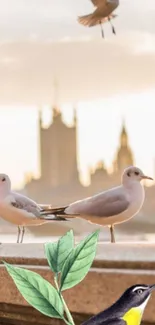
(0, 92), (155, 189)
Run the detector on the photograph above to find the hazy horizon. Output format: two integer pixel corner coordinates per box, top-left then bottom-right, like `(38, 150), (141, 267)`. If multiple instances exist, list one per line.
(0, 0), (155, 187)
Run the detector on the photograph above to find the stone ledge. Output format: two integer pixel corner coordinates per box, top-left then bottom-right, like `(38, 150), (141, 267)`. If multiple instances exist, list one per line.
(1, 242), (155, 269)
(0, 304), (152, 325)
(0, 303), (89, 325)
(1, 243), (155, 324)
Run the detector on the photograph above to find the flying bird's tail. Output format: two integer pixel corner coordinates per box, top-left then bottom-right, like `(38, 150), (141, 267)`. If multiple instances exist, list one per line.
(78, 13), (118, 27)
(78, 14), (98, 27)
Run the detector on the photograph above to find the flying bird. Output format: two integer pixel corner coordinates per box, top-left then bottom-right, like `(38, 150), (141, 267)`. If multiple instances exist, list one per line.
(82, 284), (155, 325)
(0, 174), (67, 243)
(47, 166), (153, 243)
(78, 0), (119, 38)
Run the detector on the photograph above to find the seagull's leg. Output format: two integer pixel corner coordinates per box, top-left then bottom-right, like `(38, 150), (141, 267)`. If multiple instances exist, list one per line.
(100, 21), (104, 38)
(108, 17), (116, 35)
(20, 226), (25, 244)
(17, 226), (21, 243)
(110, 225), (115, 243)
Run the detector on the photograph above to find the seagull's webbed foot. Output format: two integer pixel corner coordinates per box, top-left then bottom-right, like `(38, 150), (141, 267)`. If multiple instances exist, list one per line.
(17, 226), (21, 243)
(20, 226), (25, 244)
(110, 225), (116, 243)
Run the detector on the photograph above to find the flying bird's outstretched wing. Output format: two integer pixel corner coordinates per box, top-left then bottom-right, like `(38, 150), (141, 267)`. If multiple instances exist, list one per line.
(78, 0), (117, 29)
(90, 0), (106, 7)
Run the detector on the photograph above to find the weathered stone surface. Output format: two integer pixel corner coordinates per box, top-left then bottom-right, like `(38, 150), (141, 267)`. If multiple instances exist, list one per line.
(1, 242), (155, 269)
(0, 303), (89, 324)
(0, 303), (152, 325)
(0, 243), (155, 324)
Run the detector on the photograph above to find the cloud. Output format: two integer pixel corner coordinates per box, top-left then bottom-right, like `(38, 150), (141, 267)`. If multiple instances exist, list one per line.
(0, 35), (155, 105)
(0, 0), (154, 105)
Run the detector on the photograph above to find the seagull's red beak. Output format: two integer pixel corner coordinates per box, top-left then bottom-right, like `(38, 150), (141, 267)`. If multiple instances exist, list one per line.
(141, 175), (153, 181)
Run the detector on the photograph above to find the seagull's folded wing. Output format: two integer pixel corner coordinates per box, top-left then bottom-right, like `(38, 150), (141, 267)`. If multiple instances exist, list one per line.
(66, 189), (130, 217)
(11, 191), (41, 216)
(0, 203), (47, 226)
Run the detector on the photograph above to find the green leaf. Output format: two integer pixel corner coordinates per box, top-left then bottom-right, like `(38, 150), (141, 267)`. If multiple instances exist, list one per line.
(60, 230), (100, 291)
(4, 262), (64, 319)
(44, 230), (74, 274)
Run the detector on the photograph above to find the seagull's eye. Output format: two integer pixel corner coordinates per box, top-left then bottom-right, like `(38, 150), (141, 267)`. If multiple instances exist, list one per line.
(2, 177), (6, 182)
(127, 172), (131, 177)
(135, 171), (139, 176)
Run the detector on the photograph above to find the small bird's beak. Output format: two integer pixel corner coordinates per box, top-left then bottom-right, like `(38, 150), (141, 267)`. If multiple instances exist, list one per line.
(149, 284), (155, 292)
(141, 175), (153, 181)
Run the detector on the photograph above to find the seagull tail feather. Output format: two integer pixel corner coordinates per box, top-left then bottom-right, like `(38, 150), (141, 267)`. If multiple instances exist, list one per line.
(41, 206), (79, 220)
(40, 214), (67, 221)
(41, 206), (68, 216)
(78, 14), (98, 27)
(40, 206), (69, 221)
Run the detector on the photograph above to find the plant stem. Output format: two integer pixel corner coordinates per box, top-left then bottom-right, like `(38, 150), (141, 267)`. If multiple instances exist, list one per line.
(62, 316), (72, 325)
(54, 274), (60, 291)
(60, 294), (75, 325)
(54, 275), (75, 325)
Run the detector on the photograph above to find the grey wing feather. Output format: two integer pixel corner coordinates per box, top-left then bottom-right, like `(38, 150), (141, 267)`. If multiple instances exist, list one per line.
(11, 192), (41, 217)
(10, 193), (67, 221)
(68, 189), (130, 217)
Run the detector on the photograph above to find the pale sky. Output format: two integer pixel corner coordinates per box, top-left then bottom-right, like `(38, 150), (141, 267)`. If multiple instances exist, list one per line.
(0, 0), (155, 188)
(1, 96), (155, 189)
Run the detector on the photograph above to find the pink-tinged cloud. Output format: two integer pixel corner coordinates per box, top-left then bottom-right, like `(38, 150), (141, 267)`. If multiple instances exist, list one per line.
(0, 35), (155, 104)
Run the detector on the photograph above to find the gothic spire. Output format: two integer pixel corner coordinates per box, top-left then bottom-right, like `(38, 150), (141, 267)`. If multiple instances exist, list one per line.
(120, 118), (128, 147)
(52, 77), (61, 120)
(73, 106), (77, 127)
(53, 78), (59, 107)
(38, 108), (42, 128)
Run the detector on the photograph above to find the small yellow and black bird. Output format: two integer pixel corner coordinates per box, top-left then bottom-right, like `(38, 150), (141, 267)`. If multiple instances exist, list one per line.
(82, 284), (155, 325)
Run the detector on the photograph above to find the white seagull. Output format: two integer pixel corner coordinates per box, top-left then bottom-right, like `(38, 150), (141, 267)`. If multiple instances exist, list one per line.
(47, 166), (153, 243)
(0, 174), (66, 243)
(78, 0), (119, 38)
